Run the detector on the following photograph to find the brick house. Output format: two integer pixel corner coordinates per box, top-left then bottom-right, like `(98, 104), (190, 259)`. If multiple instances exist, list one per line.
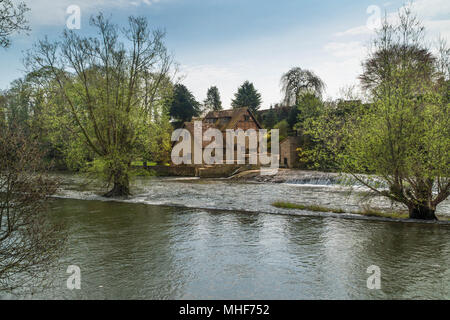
(174, 107), (262, 166)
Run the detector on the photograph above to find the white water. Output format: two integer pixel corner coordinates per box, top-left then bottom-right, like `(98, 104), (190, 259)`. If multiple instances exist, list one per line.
(55, 173), (450, 219)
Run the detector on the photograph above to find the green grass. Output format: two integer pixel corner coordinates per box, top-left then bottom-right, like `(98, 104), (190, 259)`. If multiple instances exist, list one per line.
(272, 201), (410, 219)
(357, 208), (408, 219)
(272, 201), (345, 214)
(131, 161), (158, 167)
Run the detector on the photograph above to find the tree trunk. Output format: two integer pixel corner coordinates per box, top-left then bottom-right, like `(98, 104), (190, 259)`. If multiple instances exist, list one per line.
(104, 169), (131, 198)
(408, 203), (437, 220)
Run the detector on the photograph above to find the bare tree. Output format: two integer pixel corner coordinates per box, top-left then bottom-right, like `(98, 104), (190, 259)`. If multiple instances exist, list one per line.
(435, 37), (450, 81)
(0, 0), (30, 49)
(0, 123), (65, 292)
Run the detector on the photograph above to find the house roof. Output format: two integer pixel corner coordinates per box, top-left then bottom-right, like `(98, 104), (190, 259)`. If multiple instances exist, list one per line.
(280, 135), (302, 145)
(203, 107), (262, 131)
(172, 107), (263, 148)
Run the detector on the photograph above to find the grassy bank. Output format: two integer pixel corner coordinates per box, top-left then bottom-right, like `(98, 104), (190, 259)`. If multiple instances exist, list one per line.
(273, 202), (346, 214)
(272, 201), (410, 219)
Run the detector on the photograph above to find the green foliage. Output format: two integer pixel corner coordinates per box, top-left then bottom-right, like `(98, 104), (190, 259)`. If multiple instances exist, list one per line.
(231, 80), (262, 113)
(302, 9), (450, 219)
(272, 202), (345, 213)
(0, 74), (69, 168)
(3, 79), (32, 126)
(295, 93), (324, 131)
(273, 119), (289, 141)
(0, 93), (5, 125)
(146, 108), (173, 164)
(342, 11), (449, 219)
(272, 202), (410, 219)
(300, 99), (361, 170)
(258, 105), (292, 130)
(287, 105), (299, 130)
(291, 93), (337, 170)
(170, 84), (201, 124)
(263, 108), (278, 129)
(26, 14), (174, 196)
(341, 84), (449, 184)
(203, 86), (222, 111)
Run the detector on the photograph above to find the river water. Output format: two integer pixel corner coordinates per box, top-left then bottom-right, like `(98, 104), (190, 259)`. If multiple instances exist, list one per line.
(3, 174), (450, 299)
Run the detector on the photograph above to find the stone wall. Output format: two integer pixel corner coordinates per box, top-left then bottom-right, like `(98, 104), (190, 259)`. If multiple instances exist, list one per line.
(280, 136), (302, 168)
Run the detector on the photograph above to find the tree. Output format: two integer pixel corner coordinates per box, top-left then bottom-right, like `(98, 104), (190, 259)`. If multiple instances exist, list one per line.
(281, 67), (325, 106)
(145, 76), (174, 164)
(295, 93), (324, 132)
(170, 84), (201, 124)
(203, 86), (222, 111)
(26, 14), (173, 197)
(231, 81), (262, 113)
(317, 9), (449, 220)
(287, 105), (299, 130)
(0, 0), (29, 49)
(264, 107), (278, 129)
(291, 93), (333, 169)
(2, 78), (33, 127)
(300, 99), (360, 170)
(274, 119), (289, 142)
(0, 92), (6, 123)
(0, 123), (65, 292)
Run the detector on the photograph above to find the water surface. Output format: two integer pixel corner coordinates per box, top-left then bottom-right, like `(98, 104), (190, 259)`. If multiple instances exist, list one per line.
(3, 175), (449, 299)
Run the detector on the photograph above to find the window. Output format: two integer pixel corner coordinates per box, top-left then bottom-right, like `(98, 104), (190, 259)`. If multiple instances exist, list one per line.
(244, 115), (250, 121)
(219, 117), (231, 124)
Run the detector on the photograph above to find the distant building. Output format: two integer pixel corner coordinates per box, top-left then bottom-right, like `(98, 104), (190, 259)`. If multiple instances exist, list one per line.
(280, 136), (302, 168)
(174, 107), (262, 166)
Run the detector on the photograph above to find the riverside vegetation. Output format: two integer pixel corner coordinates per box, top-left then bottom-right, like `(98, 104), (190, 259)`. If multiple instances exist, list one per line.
(0, 2), (449, 295)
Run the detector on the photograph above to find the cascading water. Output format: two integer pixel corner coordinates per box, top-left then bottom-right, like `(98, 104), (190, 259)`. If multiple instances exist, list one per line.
(54, 172), (450, 219)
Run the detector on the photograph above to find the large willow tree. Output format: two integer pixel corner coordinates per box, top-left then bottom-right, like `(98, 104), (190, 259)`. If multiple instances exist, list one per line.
(341, 9), (449, 220)
(26, 14), (173, 197)
(280, 67), (325, 106)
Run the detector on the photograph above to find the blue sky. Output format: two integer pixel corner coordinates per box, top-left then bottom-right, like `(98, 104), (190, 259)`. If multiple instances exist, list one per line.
(1, 0), (449, 108)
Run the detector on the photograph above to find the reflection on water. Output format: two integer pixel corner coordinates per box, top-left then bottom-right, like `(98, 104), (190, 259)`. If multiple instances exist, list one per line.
(5, 198), (449, 300)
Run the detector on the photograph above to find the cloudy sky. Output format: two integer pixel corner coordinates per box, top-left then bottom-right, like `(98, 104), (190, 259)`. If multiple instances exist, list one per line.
(1, 0), (449, 109)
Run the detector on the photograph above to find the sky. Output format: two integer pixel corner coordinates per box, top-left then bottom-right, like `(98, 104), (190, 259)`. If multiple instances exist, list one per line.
(1, 0), (449, 109)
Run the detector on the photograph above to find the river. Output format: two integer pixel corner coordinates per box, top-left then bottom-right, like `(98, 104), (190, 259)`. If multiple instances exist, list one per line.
(2, 174), (449, 299)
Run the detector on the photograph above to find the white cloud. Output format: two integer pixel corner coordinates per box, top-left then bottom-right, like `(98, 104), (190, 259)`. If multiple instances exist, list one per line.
(335, 0), (450, 40)
(326, 0), (449, 99)
(324, 41), (367, 58)
(179, 64), (242, 107)
(408, 0), (450, 19)
(21, 0), (448, 106)
(179, 63), (283, 108)
(314, 58), (363, 100)
(335, 25), (375, 37)
(424, 20), (450, 39)
(319, 42), (367, 98)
